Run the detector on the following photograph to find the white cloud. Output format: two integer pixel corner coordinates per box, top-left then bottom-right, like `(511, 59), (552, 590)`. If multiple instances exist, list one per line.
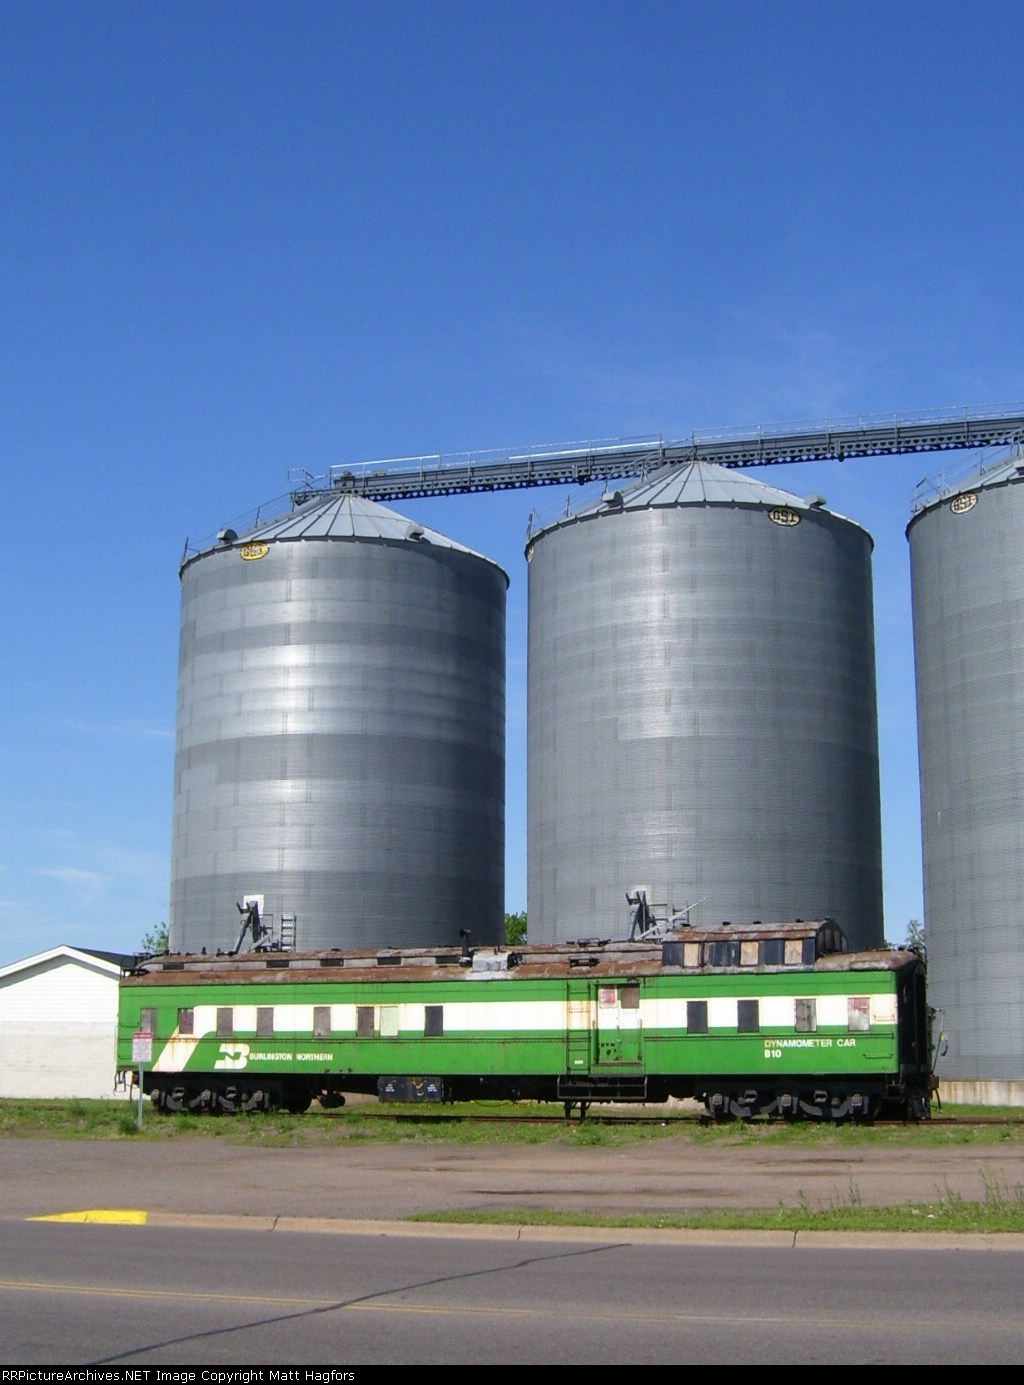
(54, 716), (174, 741)
(36, 867), (107, 897)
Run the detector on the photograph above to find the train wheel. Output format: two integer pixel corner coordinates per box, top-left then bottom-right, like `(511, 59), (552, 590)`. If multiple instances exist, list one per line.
(704, 1092), (731, 1121)
(798, 1092), (829, 1120)
(728, 1093), (756, 1120)
(213, 1086), (237, 1115)
(282, 1094), (312, 1114)
(827, 1095), (852, 1123)
(764, 1092), (801, 1121)
(150, 1086), (181, 1114)
(851, 1096), (879, 1125)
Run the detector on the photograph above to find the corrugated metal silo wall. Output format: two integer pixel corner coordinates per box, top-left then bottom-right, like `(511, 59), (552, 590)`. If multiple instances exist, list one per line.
(170, 536), (506, 953)
(909, 474), (1024, 1081)
(527, 502), (883, 949)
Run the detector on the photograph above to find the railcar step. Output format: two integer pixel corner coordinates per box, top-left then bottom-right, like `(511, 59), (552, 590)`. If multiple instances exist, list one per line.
(557, 1074), (648, 1101)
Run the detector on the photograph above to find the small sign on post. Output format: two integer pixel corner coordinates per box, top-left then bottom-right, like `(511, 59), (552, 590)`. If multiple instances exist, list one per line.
(132, 1031), (153, 1130)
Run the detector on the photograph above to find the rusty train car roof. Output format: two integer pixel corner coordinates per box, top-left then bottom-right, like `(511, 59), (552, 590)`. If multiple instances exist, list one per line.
(122, 919), (922, 986)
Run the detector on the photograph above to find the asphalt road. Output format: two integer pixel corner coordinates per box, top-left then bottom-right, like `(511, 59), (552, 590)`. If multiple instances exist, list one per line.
(4, 1132), (1024, 1365)
(3, 1220), (1024, 1365)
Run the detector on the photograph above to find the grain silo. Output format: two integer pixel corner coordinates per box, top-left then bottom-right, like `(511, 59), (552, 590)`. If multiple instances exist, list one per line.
(527, 462), (883, 950)
(170, 487), (507, 954)
(907, 448), (1024, 1089)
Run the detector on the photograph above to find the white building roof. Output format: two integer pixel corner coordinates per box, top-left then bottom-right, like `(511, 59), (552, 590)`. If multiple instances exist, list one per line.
(0, 945), (126, 984)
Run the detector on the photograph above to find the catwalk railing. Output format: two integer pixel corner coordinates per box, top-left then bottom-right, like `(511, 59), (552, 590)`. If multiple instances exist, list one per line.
(289, 405), (1024, 503)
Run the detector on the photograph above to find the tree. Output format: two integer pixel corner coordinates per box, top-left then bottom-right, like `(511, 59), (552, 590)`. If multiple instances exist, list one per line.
(905, 918), (926, 960)
(504, 911), (527, 946)
(139, 922), (169, 955)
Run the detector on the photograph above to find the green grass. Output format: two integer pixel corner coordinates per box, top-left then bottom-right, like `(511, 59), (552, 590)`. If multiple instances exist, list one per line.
(0, 1096), (1020, 1148)
(409, 1175), (1024, 1236)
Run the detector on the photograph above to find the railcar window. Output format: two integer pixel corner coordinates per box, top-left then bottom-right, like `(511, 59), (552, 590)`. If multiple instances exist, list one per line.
(424, 1005), (444, 1036)
(848, 997), (870, 1032)
(356, 1006), (374, 1037)
(313, 1006), (332, 1038)
(216, 1007), (233, 1037)
(139, 1007), (156, 1034)
(666, 941), (704, 967)
(761, 938), (785, 966)
(740, 941), (759, 966)
(795, 998), (816, 1032)
(257, 1007), (274, 1037)
(707, 940), (740, 967)
(823, 924), (848, 954)
(621, 984), (640, 1009)
(737, 999), (760, 1033)
(687, 1000), (708, 1034)
(177, 1008), (194, 1035)
(380, 1006), (399, 1038)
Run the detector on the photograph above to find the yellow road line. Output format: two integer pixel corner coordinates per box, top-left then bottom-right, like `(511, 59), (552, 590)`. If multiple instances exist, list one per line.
(0, 1279), (309, 1307)
(29, 1210), (148, 1225)
(0, 1279), (1015, 1335)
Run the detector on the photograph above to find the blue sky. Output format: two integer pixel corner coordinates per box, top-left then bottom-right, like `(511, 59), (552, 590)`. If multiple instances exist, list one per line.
(2, 1), (1022, 967)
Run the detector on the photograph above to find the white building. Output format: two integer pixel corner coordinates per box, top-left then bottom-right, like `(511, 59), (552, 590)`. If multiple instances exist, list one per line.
(0, 946), (130, 1100)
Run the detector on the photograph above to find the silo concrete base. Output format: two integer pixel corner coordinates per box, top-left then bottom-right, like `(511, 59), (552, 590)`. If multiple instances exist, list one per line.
(937, 1079), (1024, 1109)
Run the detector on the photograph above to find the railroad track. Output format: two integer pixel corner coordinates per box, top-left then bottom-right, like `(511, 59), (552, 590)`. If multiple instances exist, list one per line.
(336, 1109), (1024, 1129)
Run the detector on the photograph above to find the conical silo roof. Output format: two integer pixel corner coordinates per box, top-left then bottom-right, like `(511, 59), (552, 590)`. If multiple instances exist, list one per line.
(908, 447), (1024, 526)
(531, 460), (866, 539)
(185, 489), (507, 580)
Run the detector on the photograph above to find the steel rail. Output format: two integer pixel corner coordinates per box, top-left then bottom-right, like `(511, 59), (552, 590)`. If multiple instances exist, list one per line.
(325, 1110), (1022, 1128)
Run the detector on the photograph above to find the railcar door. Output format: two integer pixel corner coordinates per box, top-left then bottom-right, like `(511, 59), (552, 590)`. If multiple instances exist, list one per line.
(595, 982), (643, 1067)
(566, 980), (594, 1075)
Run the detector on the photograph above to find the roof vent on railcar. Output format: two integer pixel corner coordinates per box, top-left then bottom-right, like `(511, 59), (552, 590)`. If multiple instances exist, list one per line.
(470, 950), (513, 975)
(818, 920), (848, 955)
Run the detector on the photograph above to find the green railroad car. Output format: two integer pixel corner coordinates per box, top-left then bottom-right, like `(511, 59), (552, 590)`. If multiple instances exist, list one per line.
(116, 919), (937, 1122)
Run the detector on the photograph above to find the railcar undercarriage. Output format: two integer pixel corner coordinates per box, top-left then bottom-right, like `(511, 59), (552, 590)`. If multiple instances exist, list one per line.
(140, 1070), (929, 1122)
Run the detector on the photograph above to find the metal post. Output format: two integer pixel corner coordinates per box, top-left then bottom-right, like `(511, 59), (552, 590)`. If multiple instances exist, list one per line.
(137, 1062), (144, 1130)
